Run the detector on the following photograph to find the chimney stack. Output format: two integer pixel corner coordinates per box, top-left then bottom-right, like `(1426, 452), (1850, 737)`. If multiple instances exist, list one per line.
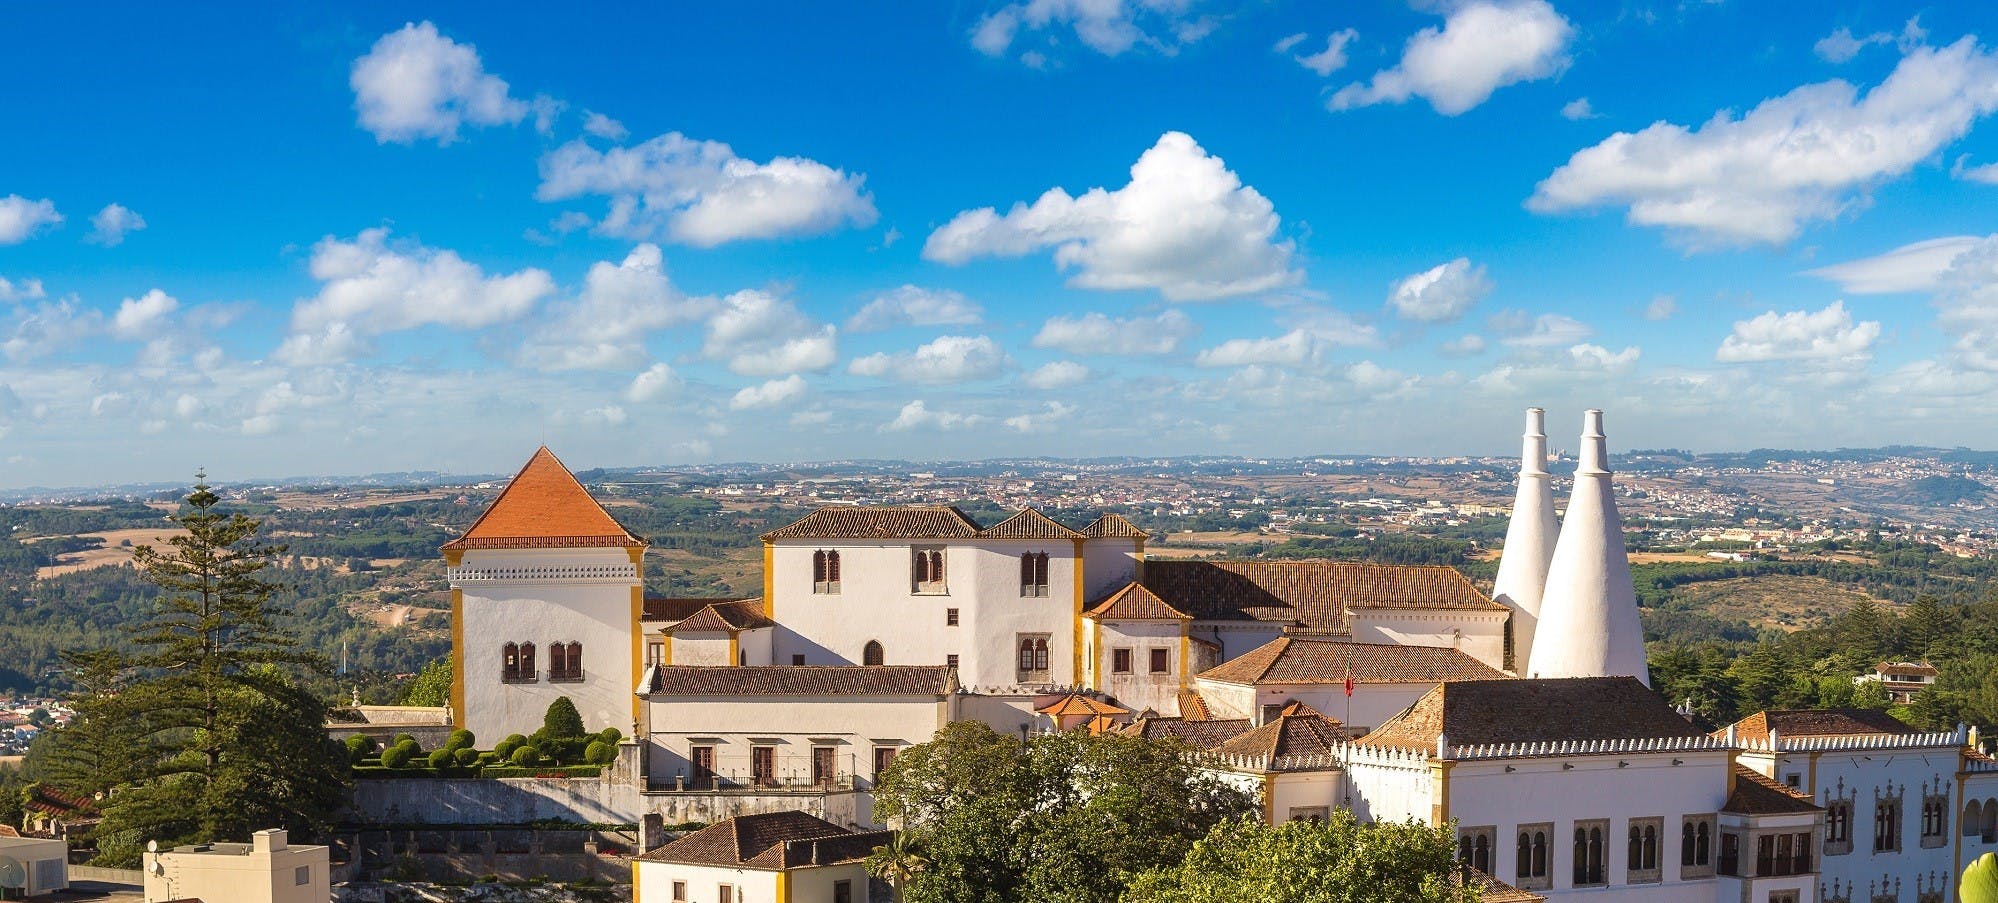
(1491, 408), (1561, 674)
(1526, 410), (1649, 685)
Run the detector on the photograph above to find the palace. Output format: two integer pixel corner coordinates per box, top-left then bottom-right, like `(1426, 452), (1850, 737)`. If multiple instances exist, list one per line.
(445, 411), (1998, 903)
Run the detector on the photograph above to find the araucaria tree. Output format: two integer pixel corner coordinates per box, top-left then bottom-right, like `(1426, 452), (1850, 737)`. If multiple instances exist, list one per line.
(872, 721), (1257, 903)
(43, 476), (348, 864)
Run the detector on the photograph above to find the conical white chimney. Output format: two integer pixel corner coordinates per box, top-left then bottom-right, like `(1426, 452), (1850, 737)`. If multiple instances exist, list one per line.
(1527, 410), (1649, 685)
(1491, 408), (1560, 674)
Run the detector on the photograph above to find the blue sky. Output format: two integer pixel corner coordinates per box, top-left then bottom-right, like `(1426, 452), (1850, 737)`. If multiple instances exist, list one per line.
(3, 1), (1998, 487)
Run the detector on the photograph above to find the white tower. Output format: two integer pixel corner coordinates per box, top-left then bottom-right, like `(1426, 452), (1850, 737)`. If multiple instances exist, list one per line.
(1527, 410), (1649, 685)
(1491, 408), (1560, 674)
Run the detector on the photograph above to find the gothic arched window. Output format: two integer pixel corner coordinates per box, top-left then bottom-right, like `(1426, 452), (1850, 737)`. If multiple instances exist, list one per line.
(813, 550), (841, 594)
(1020, 552), (1049, 597)
(519, 642), (536, 680)
(503, 642), (521, 681)
(863, 640), (884, 666)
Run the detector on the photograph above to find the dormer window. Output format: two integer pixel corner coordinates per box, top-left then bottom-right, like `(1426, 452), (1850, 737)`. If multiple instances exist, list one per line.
(911, 546), (946, 594)
(813, 550), (841, 594)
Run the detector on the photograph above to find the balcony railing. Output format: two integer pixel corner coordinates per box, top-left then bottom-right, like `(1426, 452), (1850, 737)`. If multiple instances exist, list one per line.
(649, 752), (870, 793)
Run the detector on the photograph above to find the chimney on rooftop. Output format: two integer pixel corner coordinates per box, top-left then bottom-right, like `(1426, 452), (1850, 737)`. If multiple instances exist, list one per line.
(1491, 408), (1560, 675)
(1526, 410), (1649, 686)
(252, 828), (287, 853)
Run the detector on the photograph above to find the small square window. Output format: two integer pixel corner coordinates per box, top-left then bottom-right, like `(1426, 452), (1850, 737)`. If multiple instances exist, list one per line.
(295, 865), (310, 886)
(792, 654), (806, 666)
(947, 654), (960, 669)
(946, 608), (960, 626)
(1150, 648), (1169, 673)
(720, 885), (735, 903)
(672, 880), (688, 902)
(1112, 648), (1132, 673)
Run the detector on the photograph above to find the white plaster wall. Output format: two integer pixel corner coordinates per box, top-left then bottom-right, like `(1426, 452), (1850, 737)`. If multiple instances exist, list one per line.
(1765, 746), (1962, 897)
(788, 863), (877, 902)
(1346, 756), (1434, 824)
(645, 695), (953, 794)
(955, 694), (1044, 737)
(1348, 610), (1508, 671)
(145, 844), (331, 903)
(768, 541), (1078, 690)
(1271, 771), (1344, 821)
(1196, 624), (1286, 664)
(1082, 538), (1139, 600)
(1194, 680), (1258, 721)
(1092, 620), (1183, 715)
(1192, 678), (1429, 733)
(741, 628), (773, 666)
(673, 632), (734, 667)
(456, 547), (639, 742)
(635, 860), (779, 903)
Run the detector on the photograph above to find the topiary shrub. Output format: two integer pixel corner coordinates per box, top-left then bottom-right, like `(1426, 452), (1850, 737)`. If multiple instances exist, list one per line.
(454, 747), (480, 766)
(585, 741), (615, 765)
(494, 736), (523, 761)
(380, 743), (415, 769)
(392, 733), (418, 751)
(598, 727), (622, 745)
(344, 734), (376, 764)
(446, 729), (475, 751)
(509, 744), (541, 766)
(427, 749), (453, 770)
(542, 696), (586, 739)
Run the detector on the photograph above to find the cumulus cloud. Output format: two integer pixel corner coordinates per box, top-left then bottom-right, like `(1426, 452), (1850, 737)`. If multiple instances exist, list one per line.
(1032, 309), (1199, 355)
(626, 363), (682, 403)
(516, 243), (713, 371)
(1193, 309), (1378, 369)
(971, 0), (1216, 63)
(847, 285), (984, 332)
(1022, 360), (1091, 389)
(279, 228), (555, 364)
(1491, 311), (1592, 347)
(582, 111), (628, 141)
(1, 298), (101, 361)
(538, 133), (877, 247)
(350, 21), (528, 144)
(702, 290), (838, 376)
(1815, 17), (1927, 64)
(86, 204), (145, 246)
(1388, 258), (1492, 322)
(1330, 0), (1573, 116)
(1932, 236), (1998, 370)
(1643, 295), (1679, 321)
(1291, 29), (1358, 76)
(0, 196), (61, 245)
(883, 399), (986, 432)
(110, 289), (178, 341)
(1560, 97), (1596, 120)
(925, 132), (1301, 302)
(1530, 38), (1998, 247)
(1952, 155), (1998, 185)
(1716, 300), (1880, 366)
(1568, 343), (1641, 370)
(1005, 401), (1077, 433)
(1807, 235), (1987, 294)
(849, 335), (1010, 384)
(1439, 334), (1487, 356)
(0, 277), (46, 303)
(580, 405), (628, 427)
(730, 374), (809, 410)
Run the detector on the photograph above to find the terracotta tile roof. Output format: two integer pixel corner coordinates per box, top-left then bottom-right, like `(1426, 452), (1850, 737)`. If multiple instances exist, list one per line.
(1456, 868), (1545, 903)
(1876, 660), (1938, 676)
(1196, 636), (1505, 686)
(1723, 765), (1822, 815)
(664, 599), (776, 633)
(637, 811), (869, 869)
(647, 665), (957, 697)
(1214, 706), (1346, 761)
(1359, 677), (1705, 751)
(1725, 709), (1918, 741)
(1140, 560), (1497, 631)
(1036, 693), (1130, 717)
(780, 829), (894, 868)
(0, 825), (18, 838)
(1177, 689), (1212, 720)
(762, 505), (982, 540)
(443, 447), (645, 551)
(1084, 583), (1191, 621)
(1118, 716), (1251, 749)
(642, 596), (732, 622)
(977, 508), (1083, 539)
(1082, 513), (1151, 539)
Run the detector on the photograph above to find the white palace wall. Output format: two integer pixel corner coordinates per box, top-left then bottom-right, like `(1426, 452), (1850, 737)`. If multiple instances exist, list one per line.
(453, 546), (640, 742)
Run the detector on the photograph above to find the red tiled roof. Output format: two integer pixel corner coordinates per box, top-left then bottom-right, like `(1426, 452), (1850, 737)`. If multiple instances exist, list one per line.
(1118, 716), (1250, 749)
(647, 665), (957, 697)
(1214, 706), (1345, 763)
(636, 811), (885, 869)
(1082, 513), (1150, 539)
(1084, 583), (1191, 621)
(1360, 677), (1706, 751)
(1723, 765), (1822, 815)
(1458, 868), (1545, 903)
(664, 599), (776, 633)
(1177, 689), (1213, 720)
(442, 447), (644, 551)
(1725, 709), (1918, 741)
(1140, 560), (1496, 631)
(1037, 693), (1129, 717)
(643, 597), (735, 622)
(762, 506), (982, 540)
(977, 509), (1083, 539)
(1195, 637), (1504, 686)
(1875, 660), (1938, 676)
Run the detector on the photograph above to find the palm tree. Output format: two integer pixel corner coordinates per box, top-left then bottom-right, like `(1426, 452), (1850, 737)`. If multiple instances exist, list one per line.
(865, 830), (928, 895)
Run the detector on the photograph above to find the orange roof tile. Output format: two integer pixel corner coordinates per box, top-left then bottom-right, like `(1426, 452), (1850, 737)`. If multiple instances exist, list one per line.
(443, 447), (644, 551)
(1084, 583), (1192, 621)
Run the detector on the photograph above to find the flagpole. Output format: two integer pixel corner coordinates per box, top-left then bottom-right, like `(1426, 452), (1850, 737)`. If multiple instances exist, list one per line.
(1343, 659), (1353, 810)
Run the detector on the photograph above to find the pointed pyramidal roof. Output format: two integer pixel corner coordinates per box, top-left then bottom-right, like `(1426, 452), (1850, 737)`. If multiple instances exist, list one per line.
(443, 447), (645, 551)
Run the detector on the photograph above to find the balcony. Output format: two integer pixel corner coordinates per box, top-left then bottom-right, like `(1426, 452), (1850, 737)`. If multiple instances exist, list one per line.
(647, 751), (869, 794)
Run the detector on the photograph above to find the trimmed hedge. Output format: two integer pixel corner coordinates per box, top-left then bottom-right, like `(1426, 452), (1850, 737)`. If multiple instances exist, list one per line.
(478, 764), (607, 779)
(350, 763), (606, 780)
(584, 741), (615, 765)
(446, 729), (476, 751)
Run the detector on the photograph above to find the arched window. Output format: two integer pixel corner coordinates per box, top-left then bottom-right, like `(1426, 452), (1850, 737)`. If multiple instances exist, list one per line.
(1640, 823), (1657, 870)
(1695, 820), (1711, 865)
(519, 642), (537, 680)
(912, 547), (946, 592)
(503, 642), (521, 681)
(1471, 834), (1490, 873)
(1530, 830), (1547, 877)
(1965, 800), (1982, 837)
(1681, 822), (1693, 865)
(1573, 826), (1604, 885)
(863, 640), (884, 666)
(1020, 552), (1049, 597)
(1017, 636), (1050, 677)
(1984, 797), (1997, 842)
(1516, 831), (1531, 879)
(550, 641), (582, 681)
(813, 550), (841, 594)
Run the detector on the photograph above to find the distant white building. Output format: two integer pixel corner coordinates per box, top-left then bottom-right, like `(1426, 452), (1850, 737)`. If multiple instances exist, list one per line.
(632, 811), (889, 903)
(142, 828), (330, 903)
(0, 832), (69, 898)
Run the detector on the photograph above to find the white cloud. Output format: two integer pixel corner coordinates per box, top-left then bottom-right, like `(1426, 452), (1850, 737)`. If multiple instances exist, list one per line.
(849, 335), (1010, 384)
(1807, 235), (1986, 294)
(1568, 343), (1641, 370)
(350, 21), (527, 145)
(847, 285), (983, 332)
(1293, 29), (1358, 76)
(1492, 311), (1593, 347)
(0, 277), (45, 303)
(730, 374), (809, 410)
(626, 363), (682, 403)
(971, 0), (1216, 62)
(1715, 300), (1880, 365)
(1952, 155), (1998, 185)
(883, 399), (986, 432)
(582, 111), (628, 141)
(1560, 97), (1596, 120)
(1195, 329), (1319, 368)
(0, 196), (61, 245)
(1031, 309), (1198, 355)
(926, 132), (1299, 301)
(1530, 38), (1998, 247)
(280, 228), (554, 364)
(581, 405), (628, 427)
(1388, 258), (1492, 322)
(1005, 401), (1077, 433)
(1932, 236), (1998, 370)
(538, 133), (877, 247)
(2, 298), (101, 361)
(702, 290), (838, 376)
(86, 204), (145, 246)
(1815, 18), (1927, 64)
(1273, 33), (1308, 54)
(1022, 360), (1091, 389)
(110, 289), (178, 341)
(1330, 0), (1573, 116)
(517, 243), (713, 371)
(1643, 294), (1678, 321)
(1439, 334), (1487, 356)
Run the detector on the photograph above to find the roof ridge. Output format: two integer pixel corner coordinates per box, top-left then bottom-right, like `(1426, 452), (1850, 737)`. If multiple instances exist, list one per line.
(443, 447), (643, 551)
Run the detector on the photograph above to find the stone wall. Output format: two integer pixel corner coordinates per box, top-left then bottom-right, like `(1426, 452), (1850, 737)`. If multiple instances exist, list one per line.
(347, 773), (638, 825)
(331, 827), (635, 885)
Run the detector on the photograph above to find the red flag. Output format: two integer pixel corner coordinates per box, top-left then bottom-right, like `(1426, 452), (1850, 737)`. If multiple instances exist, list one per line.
(1344, 667), (1354, 697)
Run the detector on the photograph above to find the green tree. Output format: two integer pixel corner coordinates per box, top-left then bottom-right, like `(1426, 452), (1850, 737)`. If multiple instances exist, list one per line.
(1853, 677), (1892, 710)
(402, 659), (451, 707)
(1123, 814), (1481, 903)
(864, 831), (930, 894)
(873, 721), (1256, 903)
(541, 696), (586, 738)
(43, 476), (350, 864)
